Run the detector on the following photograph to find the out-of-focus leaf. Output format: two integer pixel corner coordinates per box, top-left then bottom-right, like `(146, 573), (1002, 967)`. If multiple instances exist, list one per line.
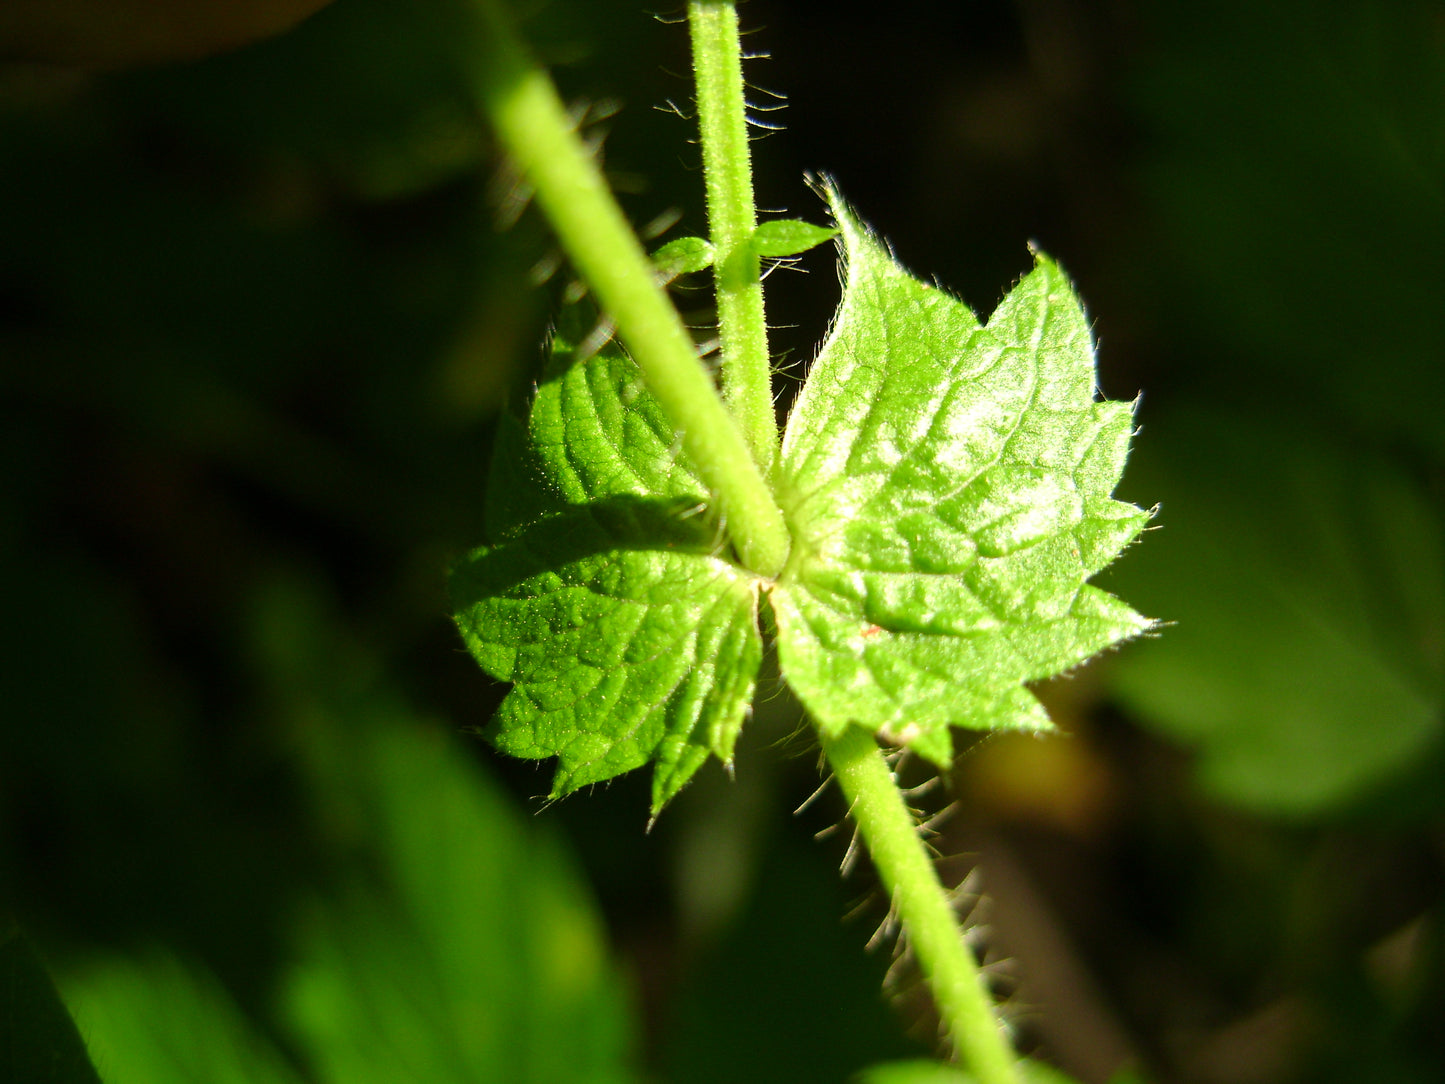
(59, 951), (303, 1084)
(0, 924), (104, 1084)
(279, 714), (637, 1084)
(651, 236), (716, 279)
(1108, 411), (1444, 815)
(57, 705), (638, 1084)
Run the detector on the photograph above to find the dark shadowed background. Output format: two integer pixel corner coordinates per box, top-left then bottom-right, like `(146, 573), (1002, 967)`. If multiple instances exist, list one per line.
(2, 2), (1441, 1082)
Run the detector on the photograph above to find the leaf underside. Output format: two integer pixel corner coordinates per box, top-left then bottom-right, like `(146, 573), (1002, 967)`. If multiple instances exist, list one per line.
(452, 187), (1151, 813)
(451, 307), (762, 815)
(770, 188), (1152, 767)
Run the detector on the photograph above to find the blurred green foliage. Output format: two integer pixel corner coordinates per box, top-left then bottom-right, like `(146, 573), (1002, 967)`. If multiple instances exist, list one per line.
(1106, 0), (1445, 820)
(1110, 414), (1443, 814)
(2, 0), (1442, 1082)
(1, 925), (103, 1084)
(58, 587), (637, 1082)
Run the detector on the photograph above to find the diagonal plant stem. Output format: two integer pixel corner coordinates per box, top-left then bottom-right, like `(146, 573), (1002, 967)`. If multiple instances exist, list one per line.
(470, 0), (790, 579)
(687, 1), (778, 479)
(821, 725), (1022, 1084)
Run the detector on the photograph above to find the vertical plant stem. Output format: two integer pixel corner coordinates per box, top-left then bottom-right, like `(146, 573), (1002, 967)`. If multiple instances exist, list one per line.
(688, 1), (778, 478)
(470, 0), (789, 579)
(821, 725), (1022, 1084)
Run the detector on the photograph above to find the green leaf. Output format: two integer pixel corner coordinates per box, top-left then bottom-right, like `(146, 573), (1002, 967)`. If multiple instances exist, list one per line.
(278, 714), (637, 1084)
(0, 924), (105, 1084)
(452, 312), (763, 815)
(455, 185), (1151, 808)
(57, 707), (638, 1084)
(59, 951), (306, 1084)
(749, 218), (837, 259)
(651, 236), (716, 280)
(1107, 411), (1444, 815)
(772, 187), (1152, 765)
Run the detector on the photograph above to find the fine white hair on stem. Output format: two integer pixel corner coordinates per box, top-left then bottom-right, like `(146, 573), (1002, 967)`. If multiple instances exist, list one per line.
(866, 898), (903, 953)
(814, 820), (843, 849)
(575, 315), (616, 361)
(838, 823), (863, 877)
(490, 162), (534, 230)
(654, 97), (693, 120)
(842, 888), (881, 929)
(916, 803), (957, 840)
(794, 773), (835, 817)
(527, 250), (562, 287)
(744, 114), (786, 132)
(947, 867), (984, 915)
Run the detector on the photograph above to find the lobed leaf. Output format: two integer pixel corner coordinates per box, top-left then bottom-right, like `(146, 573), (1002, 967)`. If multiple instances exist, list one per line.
(452, 312), (763, 815)
(772, 187), (1152, 765)
(455, 185), (1152, 811)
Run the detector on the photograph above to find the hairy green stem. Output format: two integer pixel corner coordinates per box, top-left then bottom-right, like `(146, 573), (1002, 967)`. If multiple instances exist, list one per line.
(820, 725), (1022, 1084)
(470, 0), (790, 579)
(687, 1), (778, 478)
(471, 5), (1018, 1074)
